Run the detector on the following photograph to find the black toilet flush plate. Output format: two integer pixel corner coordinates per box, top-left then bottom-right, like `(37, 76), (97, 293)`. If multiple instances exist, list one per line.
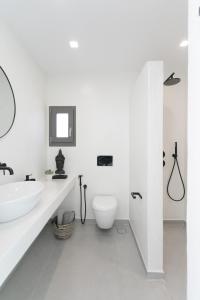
(97, 156), (113, 166)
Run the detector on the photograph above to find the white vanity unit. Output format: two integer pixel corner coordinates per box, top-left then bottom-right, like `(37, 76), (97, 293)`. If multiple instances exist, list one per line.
(0, 176), (75, 287)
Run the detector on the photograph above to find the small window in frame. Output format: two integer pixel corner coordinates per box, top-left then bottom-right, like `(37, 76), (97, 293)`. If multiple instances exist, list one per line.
(49, 106), (76, 147)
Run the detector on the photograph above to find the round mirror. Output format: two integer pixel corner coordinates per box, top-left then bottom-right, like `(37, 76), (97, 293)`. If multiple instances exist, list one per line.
(0, 66), (16, 138)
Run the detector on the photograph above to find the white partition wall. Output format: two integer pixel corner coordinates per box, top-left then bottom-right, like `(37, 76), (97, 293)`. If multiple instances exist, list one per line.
(187, 1), (200, 299)
(129, 61), (164, 274)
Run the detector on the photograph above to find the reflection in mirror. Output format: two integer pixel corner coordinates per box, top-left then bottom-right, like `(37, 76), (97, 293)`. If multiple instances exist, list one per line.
(0, 67), (16, 138)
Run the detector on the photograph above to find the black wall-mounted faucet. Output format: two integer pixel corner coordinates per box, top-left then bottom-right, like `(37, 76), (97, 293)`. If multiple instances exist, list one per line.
(0, 163), (14, 175)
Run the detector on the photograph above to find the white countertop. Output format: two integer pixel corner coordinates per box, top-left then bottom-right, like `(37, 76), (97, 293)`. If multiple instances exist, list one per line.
(0, 176), (75, 287)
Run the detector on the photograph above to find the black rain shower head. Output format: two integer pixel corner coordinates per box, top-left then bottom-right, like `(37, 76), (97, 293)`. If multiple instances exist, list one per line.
(164, 72), (181, 86)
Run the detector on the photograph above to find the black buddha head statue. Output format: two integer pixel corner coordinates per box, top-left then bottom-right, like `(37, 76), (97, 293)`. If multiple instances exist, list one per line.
(55, 149), (65, 174)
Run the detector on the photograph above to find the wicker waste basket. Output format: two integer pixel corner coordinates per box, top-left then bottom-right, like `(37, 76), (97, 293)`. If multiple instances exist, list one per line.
(52, 210), (75, 240)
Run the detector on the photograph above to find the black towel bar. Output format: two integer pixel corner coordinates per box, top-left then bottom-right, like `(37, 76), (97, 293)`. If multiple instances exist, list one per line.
(131, 192), (142, 199)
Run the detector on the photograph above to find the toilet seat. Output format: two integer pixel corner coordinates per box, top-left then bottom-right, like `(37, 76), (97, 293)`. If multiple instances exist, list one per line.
(93, 195), (117, 211)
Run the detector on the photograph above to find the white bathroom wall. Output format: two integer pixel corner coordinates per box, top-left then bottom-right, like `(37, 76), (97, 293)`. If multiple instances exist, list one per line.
(0, 22), (46, 184)
(130, 61), (163, 273)
(46, 72), (135, 219)
(163, 74), (187, 221)
(187, 1), (200, 299)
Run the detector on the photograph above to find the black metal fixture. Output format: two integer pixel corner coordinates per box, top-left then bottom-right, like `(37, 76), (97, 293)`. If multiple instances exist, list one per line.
(131, 192), (142, 199)
(164, 73), (181, 86)
(167, 142), (185, 201)
(78, 175), (87, 224)
(0, 162), (14, 175)
(163, 151), (165, 167)
(97, 156), (113, 166)
(25, 174), (36, 181)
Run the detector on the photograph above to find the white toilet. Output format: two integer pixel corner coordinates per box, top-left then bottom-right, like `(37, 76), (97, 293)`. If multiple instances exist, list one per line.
(92, 195), (117, 229)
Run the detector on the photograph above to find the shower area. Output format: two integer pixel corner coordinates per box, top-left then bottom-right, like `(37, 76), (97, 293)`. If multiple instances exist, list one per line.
(163, 70), (187, 299)
(163, 71), (187, 221)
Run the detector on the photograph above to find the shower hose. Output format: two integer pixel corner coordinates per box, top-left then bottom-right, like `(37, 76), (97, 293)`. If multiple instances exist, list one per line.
(166, 142), (185, 202)
(78, 175), (87, 224)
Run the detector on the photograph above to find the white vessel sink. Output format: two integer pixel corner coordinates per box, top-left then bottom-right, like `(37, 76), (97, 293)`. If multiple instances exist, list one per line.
(0, 181), (44, 223)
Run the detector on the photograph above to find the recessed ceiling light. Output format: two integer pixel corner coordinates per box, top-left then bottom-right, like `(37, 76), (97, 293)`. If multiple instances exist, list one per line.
(69, 40), (79, 49)
(179, 40), (188, 47)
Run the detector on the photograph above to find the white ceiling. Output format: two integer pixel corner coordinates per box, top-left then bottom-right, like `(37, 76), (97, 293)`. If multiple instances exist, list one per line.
(0, 0), (187, 74)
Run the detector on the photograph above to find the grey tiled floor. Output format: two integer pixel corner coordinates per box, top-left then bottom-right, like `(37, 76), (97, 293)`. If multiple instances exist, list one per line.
(164, 222), (186, 300)
(0, 221), (186, 300)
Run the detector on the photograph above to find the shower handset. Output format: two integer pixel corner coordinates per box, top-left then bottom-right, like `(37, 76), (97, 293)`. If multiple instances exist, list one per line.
(167, 142), (185, 201)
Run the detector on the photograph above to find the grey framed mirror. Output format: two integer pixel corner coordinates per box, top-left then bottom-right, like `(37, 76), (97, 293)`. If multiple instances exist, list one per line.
(0, 66), (16, 138)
